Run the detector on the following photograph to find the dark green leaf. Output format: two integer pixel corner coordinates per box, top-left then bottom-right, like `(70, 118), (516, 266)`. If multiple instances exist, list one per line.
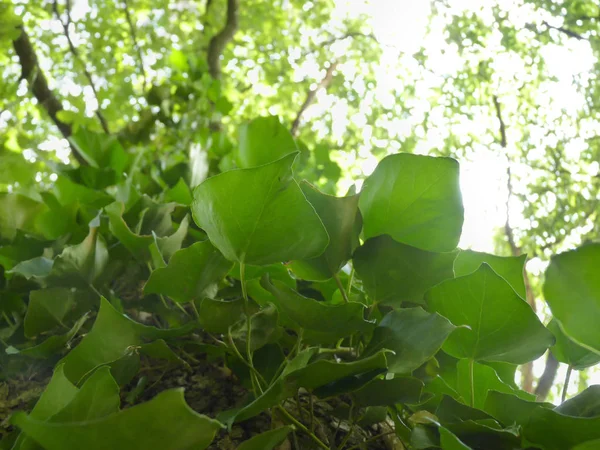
(548, 319), (600, 370)
(555, 386), (600, 418)
(260, 276), (373, 339)
(439, 427), (472, 449)
(359, 153), (464, 252)
(144, 241), (233, 303)
(237, 426), (293, 450)
(354, 235), (457, 306)
(364, 307), (456, 374)
(197, 297), (246, 333)
(24, 288), (76, 337)
(353, 376), (424, 406)
(230, 304), (281, 352)
(427, 264), (554, 363)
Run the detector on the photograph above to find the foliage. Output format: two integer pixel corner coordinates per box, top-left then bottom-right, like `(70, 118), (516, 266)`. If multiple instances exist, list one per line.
(2, 0), (600, 449)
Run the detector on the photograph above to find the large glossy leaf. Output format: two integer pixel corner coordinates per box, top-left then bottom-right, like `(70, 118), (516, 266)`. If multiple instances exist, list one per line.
(59, 297), (194, 383)
(260, 276), (373, 338)
(548, 319), (600, 370)
(191, 153), (329, 265)
(439, 427), (472, 449)
(364, 307), (456, 374)
(236, 116), (297, 168)
(544, 243), (600, 354)
(426, 264), (554, 364)
(483, 390), (550, 427)
(144, 241), (233, 303)
(359, 153), (463, 252)
(453, 250), (527, 299)
(354, 235), (457, 306)
(12, 389), (222, 450)
(288, 182), (361, 280)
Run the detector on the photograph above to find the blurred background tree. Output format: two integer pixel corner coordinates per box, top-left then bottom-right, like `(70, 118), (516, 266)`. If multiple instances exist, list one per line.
(1, 0), (599, 403)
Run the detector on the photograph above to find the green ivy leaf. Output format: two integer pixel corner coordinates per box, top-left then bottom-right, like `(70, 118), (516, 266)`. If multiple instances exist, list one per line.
(230, 305), (281, 352)
(453, 250), (527, 299)
(426, 264), (554, 364)
(191, 153), (329, 265)
(435, 395), (493, 425)
(236, 426), (294, 450)
(23, 288), (76, 337)
(144, 241), (233, 303)
(548, 319), (600, 370)
(555, 386), (600, 418)
(260, 276), (373, 339)
(58, 298), (194, 383)
(288, 182), (361, 280)
(236, 116), (297, 168)
(359, 154), (463, 252)
(12, 389), (222, 450)
(439, 427), (472, 449)
(364, 307), (456, 374)
(353, 376), (424, 406)
(354, 235), (457, 306)
(455, 359), (534, 409)
(0, 193), (47, 240)
(196, 298), (247, 334)
(544, 243), (600, 354)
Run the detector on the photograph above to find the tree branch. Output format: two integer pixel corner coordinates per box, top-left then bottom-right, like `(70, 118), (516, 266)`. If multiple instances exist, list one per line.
(207, 0), (239, 79)
(300, 31), (378, 58)
(12, 27), (87, 165)
(542, 20), (586, 40)
(291, 62), (338, 136)
(53, 0), (110, 134)
(535, 352), (559, 401)
(121, 0), (148, 91)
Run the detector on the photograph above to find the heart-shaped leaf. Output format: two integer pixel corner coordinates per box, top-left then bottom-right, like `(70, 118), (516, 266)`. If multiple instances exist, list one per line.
(236, 116), (297, 168)
(426, 264), (554, 364)
(548, 319), (600, 370)
(359, 153), (464, 252)
(192, 153), (328, 265)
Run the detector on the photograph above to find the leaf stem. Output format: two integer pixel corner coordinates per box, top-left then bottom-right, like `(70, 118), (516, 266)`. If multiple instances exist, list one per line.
(226, 328), (266, 390)
(469, 358), (475, 407)
(276, 406), (329, 450)
(347, 266), (355, 293)
(562, 365), (573, 403)
(334, 273), (350, 303)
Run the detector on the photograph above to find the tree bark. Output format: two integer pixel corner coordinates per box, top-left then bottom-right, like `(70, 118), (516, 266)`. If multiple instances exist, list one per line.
(12, 27), (87, 165)
(207, 0), (239, 79)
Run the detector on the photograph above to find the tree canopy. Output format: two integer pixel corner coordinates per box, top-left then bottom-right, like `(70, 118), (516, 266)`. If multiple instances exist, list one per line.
(1, 0), (600, 448)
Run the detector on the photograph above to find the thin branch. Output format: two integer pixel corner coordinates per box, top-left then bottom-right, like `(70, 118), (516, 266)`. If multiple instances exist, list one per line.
(121, 0), (148, 91)
(542, 20), (586, 40)
(291, 61), (338, 136)
(535, 352), (559, 401)
(300, 31), (378, 58)
(207, 0), (239, 79)
(12, 27), (87, 165)
(53, 0), (110, 134)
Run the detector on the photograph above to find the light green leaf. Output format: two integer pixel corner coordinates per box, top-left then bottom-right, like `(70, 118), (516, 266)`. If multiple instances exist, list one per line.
(288, 182), (361, 280)
(354, 235), (457, 306)
(105, 202), (153, 261)
(544, 243), (600, 354)
(144, 241), (233, 303)
(191, 153), (329, 265)
(359, 153), (463, 252)
(58, 297), (194, 383)
(426, 264), (554, 364)
(12, 389), (222, 450)
(236, 116), (297, 168)
(0, 193), (46, 240)
(230, 305), (281, 352)
(453, 250), (527, 299)
(364, 307), (456, 374)
(9, 257), (53, 281)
